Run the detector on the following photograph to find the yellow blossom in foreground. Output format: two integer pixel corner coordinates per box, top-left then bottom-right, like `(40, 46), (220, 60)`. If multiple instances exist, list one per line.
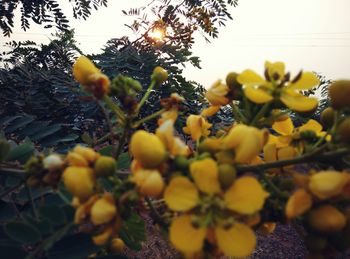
(130, 130), (167, 168)
(285, 189), (312, 219)
(308, 205), (346, 232)
(63, 166), (95, 201)
(131, 169), (165, 198)
(224, 176), (269, 215)
(190, 158), (221, 194)
(309, 171), (349, 200)
(91, 195), (117, 225)
(183, 115), (212, 141)
(205, 80), (230, 106)
(223, 124), (268, 163)
(237, 61), (319, 112)
(73, 56), (110, 98)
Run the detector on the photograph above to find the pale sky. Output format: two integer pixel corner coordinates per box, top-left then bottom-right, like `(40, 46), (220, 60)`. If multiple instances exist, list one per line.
(1, 0), (350, 87)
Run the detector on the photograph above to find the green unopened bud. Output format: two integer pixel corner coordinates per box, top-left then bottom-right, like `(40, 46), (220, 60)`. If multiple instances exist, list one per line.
(338, 118), (350, 143)
(174, 155), (189, 170)
(151, 66), (168, 85)
(218, 163), (236, 189)
(0, 140), (10, 162)
(329, 80), (350, 110)
(226, 72), (241, 89)
(94, 156), (117, 177)
(24, 155), (43, 175)
(300, 130), (317, 141)
(320, 107), (335, 128)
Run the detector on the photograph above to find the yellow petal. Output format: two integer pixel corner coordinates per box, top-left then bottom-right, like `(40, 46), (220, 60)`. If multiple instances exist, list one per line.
(272, 117), (294, 136)
(277, 146), (296, 160)
(308, 205), (346, 232)
(237, 69), (265, 85)
(244, 85), (273, 104)
(73, 56), (100, 85)
(91, 196), (117, 225)
(287, 72), (320, 90)
(265, 61), (285, 80)
(224, 177), (269, 214)
(309, 171), (349, 199)
(263, 143), (277, 163)
(280, 92), (318, 112)
(169, 215), (206, 253)
(92, 227), (113, 246)
(299, 119), (323, 133)
(201, 105), (221, 117)
(285, 189), (312, 219)
(62, 167), (95, 201)
(164, 176), (199, 211)
(183, 115), (212, 141)
(190, 158), (221, 194)
(205, 80), (230, 106)
(215, 223), (256, 257)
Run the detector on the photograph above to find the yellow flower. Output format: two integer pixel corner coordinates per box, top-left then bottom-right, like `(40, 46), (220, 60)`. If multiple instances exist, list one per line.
(308, 205), (346, 232)
(201, 105), (221, 117)
(190, 158), (221, 194)
(73, 145), (100, 164)
(205, 80), (230, 106)
(131, 169), (165, 198)
(90, 194), (117, 225)
(183, 115), (212, 141)
(156, 120), (190, 157)
(73, 56), (110, 98)
(164, 176), (199, 211)
(130, 130), (167, 168)
(309, 171), (349, 199)
(224, 176), (269, 215)
(223, 124), (268, 163)
(285, 189), (312, 219)
(62, 166), (95, 201)
(237, 61), (319, 112)
(110, 238), (125, 253)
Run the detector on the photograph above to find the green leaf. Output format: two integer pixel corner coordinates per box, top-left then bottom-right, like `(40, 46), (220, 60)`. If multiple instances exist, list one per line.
(98, 145), (114, 156)
(30, 124), (61, 141)
(39, 205), (66, 226)
(4, 116), (34, 134)
(48, 233), (99, 259)
(0, 140), (10, 162)
(5, 176), (22, 187)
(0, 245), (27, 259)
(58, 134), (79, 142)
(117, 152), (130, 169)
(81, 132), (93, 145)
(119, 212), (145, 251)
(7, 142), (35, 163)
(4, 221), (41, 244)
(25, 216), (53, 236)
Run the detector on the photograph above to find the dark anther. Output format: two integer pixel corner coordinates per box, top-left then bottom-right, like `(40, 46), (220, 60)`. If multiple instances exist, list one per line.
(291, 70), (303, 83)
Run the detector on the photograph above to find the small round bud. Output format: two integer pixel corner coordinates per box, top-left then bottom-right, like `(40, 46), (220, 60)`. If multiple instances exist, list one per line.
(308, 205), (346, 232)
(94, 156), (117, 177)
(43, 154), (63, 171)
(338, 118), (350, 143)
(320, 107), (335, 128)
(151, 66), (168, 84)
(174, 155), (189, 170)
(329, 80), (350, 109)
(110, 238), (125, 253)
(226, 72), (241, 90)
(218, 163), (236, 189)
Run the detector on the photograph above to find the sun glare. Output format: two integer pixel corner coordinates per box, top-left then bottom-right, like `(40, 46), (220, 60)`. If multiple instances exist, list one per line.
(148, 28), (165, 41)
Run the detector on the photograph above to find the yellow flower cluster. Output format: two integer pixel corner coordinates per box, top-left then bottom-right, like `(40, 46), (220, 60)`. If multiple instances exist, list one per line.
(286, 170), (349, 232)
(62, 145), (120, 245)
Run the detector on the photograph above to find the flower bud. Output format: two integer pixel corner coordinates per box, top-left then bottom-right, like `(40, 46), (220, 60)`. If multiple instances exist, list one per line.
(94, 156), (117, 177)
(139, 170), (165, 198)
(130, 130), (167, 168)
(320, 107), (335, 128)
(329, 80), (350, 109)
(218, 163), (236, 189)
(110, 238), (125, 253)
(63, 167), (95, 201)
(309, 171), (349, 199)
(338, 118), (350, 143)
(308, 205), (346, 232)
(90, 195), (117, 225)
(151, 66), (168, 85)
(226, 72), (241, 90)
(43, 154), (63, 171)
(73, 145), (99, 163)
(66, 152), (89, 167)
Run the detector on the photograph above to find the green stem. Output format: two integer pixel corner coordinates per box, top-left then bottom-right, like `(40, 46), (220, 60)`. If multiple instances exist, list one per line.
(261, 173), (288, 199)
(103, 95), (125, 123)
(145, 197), (167, 228)
(230, 102), (247, 124)
(136, 80), (156, 113)
(237, 146), (350, 173)
(132, 109), (165, 128)
(115, 125), (129, 159)
(25, 183), (38, 219)
(250, 102), (270, 126)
